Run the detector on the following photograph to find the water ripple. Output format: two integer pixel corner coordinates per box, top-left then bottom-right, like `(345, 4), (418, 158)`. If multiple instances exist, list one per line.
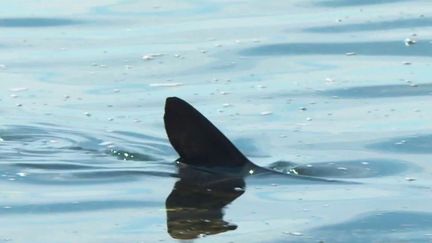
(301, 211), (432, 243)
(268, 159), (410, 179)
(368, 134), (432, 154)
(305, 17), (432, 33)
(241, 41), (432, 57)
(0, 124), (175, 184)
(321, 83), (432, 98)
(0, 200), (160, 214)
(316, 0), (410, 7)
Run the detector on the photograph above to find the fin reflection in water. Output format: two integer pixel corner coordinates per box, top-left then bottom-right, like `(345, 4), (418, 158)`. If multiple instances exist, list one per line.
(165, 165), (245, 239)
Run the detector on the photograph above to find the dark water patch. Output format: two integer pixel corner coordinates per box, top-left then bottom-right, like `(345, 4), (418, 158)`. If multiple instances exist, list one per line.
(240, 41), (432, 57)
(300, 211), (432, 243)
(268, 159), (409, 179)
(0, 18), (83, 28)
(306, 17), (432, 33)
(321, 83), (432, 98)
(315, 0), (409, 7)
(0, 200), (160, 215)
(368, 135), (432, 154)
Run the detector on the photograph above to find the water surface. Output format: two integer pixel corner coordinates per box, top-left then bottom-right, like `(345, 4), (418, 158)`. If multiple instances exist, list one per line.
(1, 0), (432, 242)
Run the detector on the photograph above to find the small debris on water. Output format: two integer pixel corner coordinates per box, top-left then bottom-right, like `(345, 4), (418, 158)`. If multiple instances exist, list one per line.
(345, 52), (356, 56)
(260, 111), (272, 116)
(405, 177), (416, 182)
(284, 232), (303, 236)
(149, 82), (183, 87)
(10, 87), (28, 92)
(142, 53), (163, 61)
(84, 112), (91, 117)
(325, 77), (335, 84)
(404, 38), (416, 46)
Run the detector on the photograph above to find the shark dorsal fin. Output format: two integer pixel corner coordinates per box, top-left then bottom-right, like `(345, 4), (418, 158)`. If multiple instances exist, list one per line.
(164, 97), (249, 167)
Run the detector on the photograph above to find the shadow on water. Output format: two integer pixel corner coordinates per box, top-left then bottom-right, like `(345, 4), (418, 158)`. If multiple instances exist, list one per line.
(0, 18), (83, 27)
(368, 135), (432, 154)
(240, 41), (432, 57)
(321, 83), (432, 99)
(315, 0), (409, 7)
(165, 165), (245, 239)
(295, 211), (432, 243)
(305, 17), (432, 33)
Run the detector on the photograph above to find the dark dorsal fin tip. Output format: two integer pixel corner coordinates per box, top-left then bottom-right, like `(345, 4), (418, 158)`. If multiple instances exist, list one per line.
(164, 97), (249, 167)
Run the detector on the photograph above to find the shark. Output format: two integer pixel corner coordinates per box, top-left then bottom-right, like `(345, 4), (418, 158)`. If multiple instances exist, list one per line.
(164, 96), (348, 182)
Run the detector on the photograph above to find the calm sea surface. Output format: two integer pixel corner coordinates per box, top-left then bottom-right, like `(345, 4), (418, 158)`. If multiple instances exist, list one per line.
(1, 1), (432, 242)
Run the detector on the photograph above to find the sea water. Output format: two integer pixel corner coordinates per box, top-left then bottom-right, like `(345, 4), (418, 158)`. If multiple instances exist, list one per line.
(1, 0), (432, 242)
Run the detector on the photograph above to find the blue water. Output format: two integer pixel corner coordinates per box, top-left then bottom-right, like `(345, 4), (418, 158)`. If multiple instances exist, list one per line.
(1, 0), (432, 242)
